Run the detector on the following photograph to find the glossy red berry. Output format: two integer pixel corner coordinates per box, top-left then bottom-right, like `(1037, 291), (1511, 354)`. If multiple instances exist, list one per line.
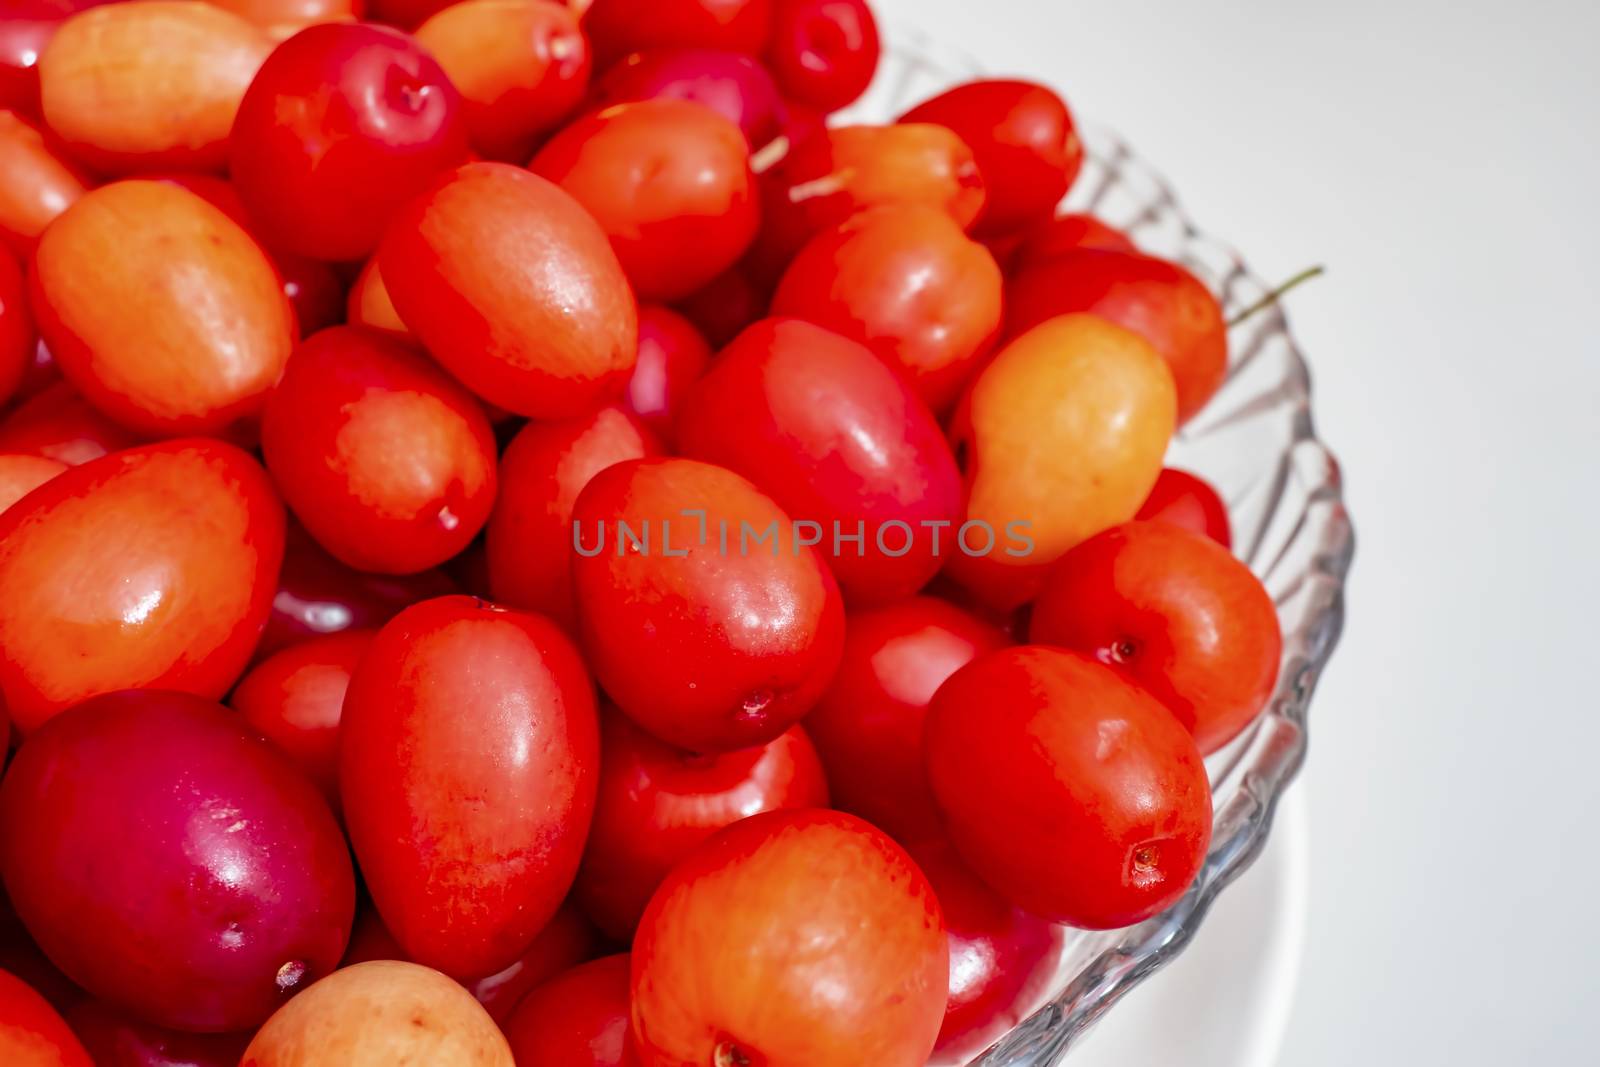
(764, 0), (880, 113)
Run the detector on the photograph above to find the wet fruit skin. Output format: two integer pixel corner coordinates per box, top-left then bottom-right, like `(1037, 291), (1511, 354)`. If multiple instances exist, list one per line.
(29, 180), (296, 437)
(486, 406), (661, 633)
(0, 690), (356, 1032)
(240, 960), (515, 1067)
(581, 0), (772, 71)
(575, 712), (830, 940)
(771, 202), (1004, 414)
(465, 903), (599, 1023)
(379, 162), (638, 419)
(630, 808), (948, 1067)
(340, 596), (601, 980)
(0, 110), (91, 257)
(261, 326), (498, 575)
(678, 318), (962, 604)
(1006, 248), (1229, 423)
(531, 99), (759, 302)
(66, 999), (253, 1067)
(0, 381), (140, 468)
(804, 596), (1009, 843)
(901, 80), (1082, 237)
(945, 313), (1177, 611)
(38, 2), (271, 175)
(1030, 521), (1281, 755)
(621, 305), (712, 446)
(924, 646), (1213, 929)
(504, 954), (639, 1067)
(230, 22), (469, 262)
(764, 0), (880, 113)
(0, 1), (115, 120)
(1136, 466), (1232, 548)
(572, 457), (846, 754)
(415, 0), (591, 162)
(905, 839), (1059, 1057)
(593, 48), (787, 152)
(0, 967), (92, 1067)
(0, 454), (66, 516)
(228, 628), (375, 807)
(0, 439), (285, 733)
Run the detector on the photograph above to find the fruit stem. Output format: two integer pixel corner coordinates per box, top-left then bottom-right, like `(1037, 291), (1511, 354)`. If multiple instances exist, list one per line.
(1227, 265), (1325, 328)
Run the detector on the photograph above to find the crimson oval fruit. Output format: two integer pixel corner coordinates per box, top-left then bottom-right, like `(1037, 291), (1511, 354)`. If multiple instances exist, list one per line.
(764, 0), (880, 112)
(1137, 466), (1232, 548)
(593, 48), (786, 152)
(240, 960), (514, 1067)
(576, 711), (829, 939)
(415, 0), (591, 162)
(0, 110), (92, 256)
(1030, 520), (1281, 755)
(504, 954), (638, 1067)
(0, 690), (355, 1031)
(0, 439), (284, 733)
(231, 22), (468, 262)
(66, 999), (252, 1067)
(262, 326), (498, 575)
(465, 903), (599, 1023)
(340, 595), (600, 979)
(901, 79), (1082, 237)
(1013, 211), (1138, 267)
(630, 808), (948, 1067)
(678, 317), (962, 604)
(0, 967), (92, 1067)
(379, 161), (637, 418)
(571, 457), (845, 753)
(1006, 248), (1229, 422)
(39, 2), (271, 174)
(0, 453), (66, 515)
(581, 0), (771, 70)
(805, 595), (1009, 842)
(925, 646), (1213, 928)
(621, 305), (712, 445)
(0, 246), (32, 408)
(229, 628), (374, 806)
(771, 202), (1004, 413)
(486, 406), (661, 632)
(30, 180), (295, 436)
(531, 99), (758, 302)
(0, 381), (139, 468)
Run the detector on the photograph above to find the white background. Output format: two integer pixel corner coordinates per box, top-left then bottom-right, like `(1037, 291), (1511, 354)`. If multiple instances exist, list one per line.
(876, 0), (1600, 1063)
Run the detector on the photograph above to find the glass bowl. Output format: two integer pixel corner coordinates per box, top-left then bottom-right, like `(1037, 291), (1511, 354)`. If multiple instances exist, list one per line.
(837, 27), (1357, 1066)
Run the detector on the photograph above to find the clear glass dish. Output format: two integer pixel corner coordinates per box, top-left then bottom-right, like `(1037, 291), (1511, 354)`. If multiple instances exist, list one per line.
(838, 28), (1357, 1066)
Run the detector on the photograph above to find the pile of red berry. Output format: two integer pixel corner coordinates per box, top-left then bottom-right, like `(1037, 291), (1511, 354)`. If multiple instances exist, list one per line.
(0, 1), (1287, 1065)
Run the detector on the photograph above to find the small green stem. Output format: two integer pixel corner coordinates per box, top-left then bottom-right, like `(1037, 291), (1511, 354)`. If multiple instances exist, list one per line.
(1227, 265), (1326, 328)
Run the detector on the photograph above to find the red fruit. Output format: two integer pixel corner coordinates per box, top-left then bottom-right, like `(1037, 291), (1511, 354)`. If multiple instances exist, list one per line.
(531, 100), (758, 302)
(230, 23), (470, 262)
(261, 326), (497, 575)
(764, 0), (879, 113)
(576, 712), (829, 939)
(466, 904), (600, 1023)
(621, 305), (712, 445)
(925, 646), (1212, 928)
(571, 457), (845, 753)
(1006, 248), (1229, 422)
(581, 0), (772, 70)
(907, 839), (1060, 1057)
(0, 440), (284, 733)
(771, 203), (1003, 413)
(1136, 467), (1232, 548)
(379, 162), (637, 419)
(485, 407), (661, 632)
(0, 453), (65, 515)
(901, 79), (1082, 236)
(1030, 521), (1280, 755)
(0, 967), (92, 1067)
(805, 596), (1008, 842)
(0, 246), (32, 407)
(229, 629), (374, 806)
(0, 110), (92, 258)
(504, 955), (638, 1067)
(1013, 212), (1138, 267)
(0, 901), (79, 1013)
(0, 381), (139, 467)
(67, 999), (252, 1067)
(344, 258), (409, 339)
(30, 180), (296, 437)
(593, 48), (786, 151)
(630, 809), (948, 1067)
(672, 264), (766, 348)
(415, 0), (592, 162)
(366, 0), (456, 28)
(678, 318), (962, 604)
(0, 1), (114, 120)
(340, 596), (600, 979)
(0, 691), (355, 1031)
